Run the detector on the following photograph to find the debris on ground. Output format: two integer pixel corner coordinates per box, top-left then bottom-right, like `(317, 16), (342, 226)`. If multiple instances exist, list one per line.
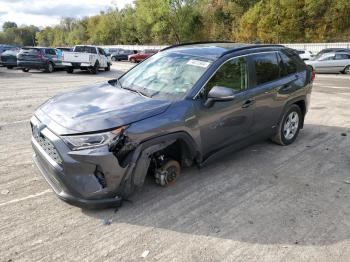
(101, 218), (112, 226)
(1, 189), (10, 195)
(341, 133), (347, 136)
(141, 250), (150, 258)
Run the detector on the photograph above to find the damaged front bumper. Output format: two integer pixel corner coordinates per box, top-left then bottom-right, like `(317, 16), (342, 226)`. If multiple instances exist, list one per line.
(31, 117), (128, 209)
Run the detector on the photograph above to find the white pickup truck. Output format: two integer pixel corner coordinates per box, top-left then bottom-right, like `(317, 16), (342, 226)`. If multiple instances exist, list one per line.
(62, 45), (111, 74)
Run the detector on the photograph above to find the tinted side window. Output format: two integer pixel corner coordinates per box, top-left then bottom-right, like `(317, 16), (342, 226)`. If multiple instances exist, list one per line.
(203, 57), (247, 96)
(281, 49), (306, 75)
(98, 48), (105, 55)
(252, 53), (280, 85)
(46, 49), (56, 55)
(335, 54), (350, 60)
(279, 52), (298, 75)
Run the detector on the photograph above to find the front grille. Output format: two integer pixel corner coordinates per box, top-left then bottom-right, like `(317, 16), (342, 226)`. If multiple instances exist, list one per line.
(32, 125), (63, 165)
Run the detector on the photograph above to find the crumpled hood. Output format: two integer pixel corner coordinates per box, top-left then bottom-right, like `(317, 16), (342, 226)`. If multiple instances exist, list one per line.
(36, 82), (171, 135)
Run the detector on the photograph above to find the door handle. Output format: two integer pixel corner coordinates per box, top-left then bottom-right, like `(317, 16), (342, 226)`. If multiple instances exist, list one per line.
(242, 98), (255, 108)
(281, 84), (292, 92)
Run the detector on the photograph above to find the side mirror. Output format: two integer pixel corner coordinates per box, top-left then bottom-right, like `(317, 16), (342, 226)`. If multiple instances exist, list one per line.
(204, 86), (235, 107)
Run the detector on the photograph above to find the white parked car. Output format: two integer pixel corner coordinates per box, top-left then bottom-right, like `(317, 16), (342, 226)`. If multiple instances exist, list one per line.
(296, 50), (314, 60)
(62, 45), (111, 74)
(305, 52), (350, 74)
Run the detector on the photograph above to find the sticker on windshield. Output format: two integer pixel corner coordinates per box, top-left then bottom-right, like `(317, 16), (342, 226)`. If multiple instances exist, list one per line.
(187, 59), (210, 68)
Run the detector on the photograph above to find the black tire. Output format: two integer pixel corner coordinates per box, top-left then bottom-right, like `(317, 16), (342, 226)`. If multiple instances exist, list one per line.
(104, 63), (111, 71)
(343, 65), (350, 74)
(272, 104), (302, 146)
(91, 61), (99, 74)
(22, 68), (29, 72)
(45, 62), (54, 73)
(111, 56), (116, 62)
(6, 66), (13, 69)
(66, 67), (74, 74)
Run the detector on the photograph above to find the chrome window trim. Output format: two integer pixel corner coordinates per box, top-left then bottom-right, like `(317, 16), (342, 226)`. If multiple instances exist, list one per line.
(192, 51), (279, 100)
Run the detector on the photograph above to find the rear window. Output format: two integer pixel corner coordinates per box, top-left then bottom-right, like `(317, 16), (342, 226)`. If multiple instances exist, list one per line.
(279, 49), (305, 75)
(335, 54), (350, 60)
(74, 46), (97, 54)
(252, 53), (280, 85)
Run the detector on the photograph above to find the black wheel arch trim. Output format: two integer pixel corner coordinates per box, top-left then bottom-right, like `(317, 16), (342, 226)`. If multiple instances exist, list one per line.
(120, 131), (200, 194)
(279, 96), (307, 129)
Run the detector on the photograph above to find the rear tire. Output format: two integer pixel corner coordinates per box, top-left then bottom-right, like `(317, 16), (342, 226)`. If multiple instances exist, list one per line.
(45, 62), (54, 73)
(22, 68), (29, 72)
(343, 65), (350, 74)
(66, 67), (74, 74)
(91, 61), (99, 74)
(111, 57), (116, 62)
(6, 66), (13, 69)
(104, 63), (110, 71)
(272, 104), (302, 146)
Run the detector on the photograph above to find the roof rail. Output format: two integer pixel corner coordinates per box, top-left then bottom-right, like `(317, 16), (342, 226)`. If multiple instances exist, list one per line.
(219, 44), (285, 57)
(160, 41), (237, 51)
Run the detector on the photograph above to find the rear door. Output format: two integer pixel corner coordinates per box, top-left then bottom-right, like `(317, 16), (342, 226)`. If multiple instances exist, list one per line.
(46, 48), (59, 66)
(247, 52), (285, 132)
(334, 53), (350, 72)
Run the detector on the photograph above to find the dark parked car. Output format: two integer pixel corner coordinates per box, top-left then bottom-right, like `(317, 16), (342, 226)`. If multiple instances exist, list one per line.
(0, 48), (20, 69)
(0, 44), (16, 54)
(30, 42), (313, 208)
(111, 49), (135, 61)
(128, 49), (158, 62)
(17, 47), (64, 73)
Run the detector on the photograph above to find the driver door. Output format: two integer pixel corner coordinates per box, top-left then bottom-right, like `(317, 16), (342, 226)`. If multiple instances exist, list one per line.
(194, 56), (254, 157)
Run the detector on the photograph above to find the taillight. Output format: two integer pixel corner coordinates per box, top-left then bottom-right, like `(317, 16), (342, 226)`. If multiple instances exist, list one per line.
(311, 69), (316, 81)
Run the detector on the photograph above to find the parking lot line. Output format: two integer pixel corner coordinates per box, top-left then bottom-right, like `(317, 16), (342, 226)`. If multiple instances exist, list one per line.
(314, 85), (349, 89)
(0, 119), (29, 127)
(0, 189), (51, 207)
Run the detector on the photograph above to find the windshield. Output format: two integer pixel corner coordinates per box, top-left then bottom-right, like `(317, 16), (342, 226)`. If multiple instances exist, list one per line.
(119, 52), (213, 99)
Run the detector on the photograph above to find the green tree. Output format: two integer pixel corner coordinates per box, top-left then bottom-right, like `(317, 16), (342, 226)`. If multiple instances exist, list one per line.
(2, 21), (17, 31)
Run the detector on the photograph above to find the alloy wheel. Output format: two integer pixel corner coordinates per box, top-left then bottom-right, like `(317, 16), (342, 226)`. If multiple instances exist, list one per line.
(283, 111), (299, 140)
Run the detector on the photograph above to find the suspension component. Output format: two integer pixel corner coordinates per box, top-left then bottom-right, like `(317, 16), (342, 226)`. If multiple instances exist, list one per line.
(154, 159), (181, 186)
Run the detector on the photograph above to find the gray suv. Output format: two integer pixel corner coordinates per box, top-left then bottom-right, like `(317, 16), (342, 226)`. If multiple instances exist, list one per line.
(31, 43), (314, 208)
(17, 47), (64, 73)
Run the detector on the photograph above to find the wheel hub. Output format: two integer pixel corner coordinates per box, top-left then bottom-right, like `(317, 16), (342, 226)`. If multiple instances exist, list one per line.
(283, 111), (299, 140)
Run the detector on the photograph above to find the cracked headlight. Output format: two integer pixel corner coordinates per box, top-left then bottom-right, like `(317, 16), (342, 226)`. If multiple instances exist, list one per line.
(62, 127), (126, 151)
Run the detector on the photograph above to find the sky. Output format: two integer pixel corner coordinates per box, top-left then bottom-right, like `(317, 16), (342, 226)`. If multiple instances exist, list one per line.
(0, 0), (133, 30)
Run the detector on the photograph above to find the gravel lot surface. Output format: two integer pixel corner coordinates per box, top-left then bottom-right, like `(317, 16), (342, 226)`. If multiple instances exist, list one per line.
(0, 64), (349, 262)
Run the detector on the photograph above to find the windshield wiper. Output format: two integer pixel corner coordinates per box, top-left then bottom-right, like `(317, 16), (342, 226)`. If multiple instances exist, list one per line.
(115, 78), (150, 98)
(123, 86), (150, 98)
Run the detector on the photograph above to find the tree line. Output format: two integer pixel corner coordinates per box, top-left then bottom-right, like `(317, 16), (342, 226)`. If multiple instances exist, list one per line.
(1, 0), (350, 47)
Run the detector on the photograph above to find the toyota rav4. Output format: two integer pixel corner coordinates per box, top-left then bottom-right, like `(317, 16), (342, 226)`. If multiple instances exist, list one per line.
(31, 42), (314, 208)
